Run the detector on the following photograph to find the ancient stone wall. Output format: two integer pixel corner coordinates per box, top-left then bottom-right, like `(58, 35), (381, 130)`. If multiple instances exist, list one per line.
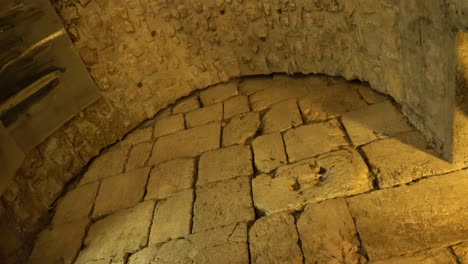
(1, 0), (467, 262)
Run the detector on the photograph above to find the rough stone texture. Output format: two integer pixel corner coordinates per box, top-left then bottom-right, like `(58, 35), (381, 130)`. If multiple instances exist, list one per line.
(76, 201), (155, 264)
(120, 127), (153, 147)
(347, 170), (468, 261)
(172, 97), (200, 114)
(357, 84), (389, 104)
(341, 100), (413, 146)
(200, 81), (238, 106)
(193, 177), (254, 232)
(298, 81), (368, 122)
(92, 167), (149, 218)
(149, 189), (193, 244)
(153, 114), (185, 138)
(252, 133), (287, 173)
(222, 112), (260, 147)
(239, 76), (272, 96)
(371, 248), (458, 264)
(249, 213), (303, 264)
(223, 95), (250, 119)
(129, 223), (249, 264)
(362, 131), (466, 188)
(297, 199), (362, 264)
(283, 120), (348, 162)
(29, 219), (89, 264)
(198, 145), (252, 186)
(146, 158), (195, 201)
(125, 141), (153, 171)
(253, 149), (371, 215)
(453, 242), (468, 263)
(149, 122), (220, 165)
(185, 103), (223, 128)
(80, 147), (129, 185)
(262, 99), (303, 134)
(53, 181), (99, 225)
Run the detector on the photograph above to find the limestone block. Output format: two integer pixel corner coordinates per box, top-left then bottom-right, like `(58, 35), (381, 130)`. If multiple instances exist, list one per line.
(250, 79), (309, 111)
(149, 122), (220, 165)
(80, 147), (129, 185)
(252, 133), (287, 173)
(222, 112), (260, 147)
(347, 170), (468, 261)
(200, 81), (238, 106)
(453, 242), (468, 263)
(238, 76), (272, 96)
(261, 99), (303, 134)
(185, 103), (223, 128)
(223, 95), (250, 119)
(145, 158), (195, 200)
(153, 114), (185, 138)
(92, 167), (150, 218)
(149, 189), (193, 244)
(172, 96), (200, 114)
(283, 120), (348, 162)
(120, 127), (153, 147)
(198, 145), (253, 186)
(193, 177), (254, 232)
(126, 141), (153, 171)
(370, 248), (458, 264)
(357, 84), (389, 104)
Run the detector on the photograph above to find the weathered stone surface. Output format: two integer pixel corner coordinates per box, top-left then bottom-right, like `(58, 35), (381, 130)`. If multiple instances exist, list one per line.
(76, 201), (155, 263)
(262, 99), (303, 134)
(357, 84), (389, 104)
(250, 77), (309, 111)
(172, 96), (200, 114)
(29, 219), (89, 264)
(200, 81), (238, 106)
(193, 177), (254, 232)
(238, 76), (272, 96)
(453, 242), (468, 263)
(153, 114), (185, 138)
(146, 158), (195, 201)
(149, 122), (220, 165)
(198, 145), (252, 186)
(341, 100), (412, 146)
(297, 199), (362, 264)
(149, 189), (193, 244)
(120, 127), (153, 147)
(252, 133), (287, 173)
(249, 213), (303, 264)
(185, 103), (223, 128)
(371, 248), (458, 264)
(283, 120), (348, 162)
(362, 131), (465, 188)
(223, 95), (250, 119)
(298, 83), (367, 122)
(126, 141), (153, 171)
(80, 147), (128, 185)
(222, 112), (260, 147)
(253, 149), (371, 215)
(53, 182), (99, 225)
(347, 170), (468, 261)
(92, 167), (150, 218)
(129, 223), (249, 264)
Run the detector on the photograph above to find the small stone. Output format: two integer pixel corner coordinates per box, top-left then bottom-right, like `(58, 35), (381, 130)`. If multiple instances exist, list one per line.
(453, 242), (468, 263)
(249, 213), (303, 264)
(185, 103), (223, 128)
(193, 177), (254, 232)
(297, 199), (361, 264)
(362, 131), (465, 188)
(283, 120), (347, 162)
(53, 182), (99, 225)
(80, 147), (128, 185)
(79, 46), (98, 66)
(149, 189), (193, 244)
(262, 99), (303, 134)
(146, 158), (195, 200)
(347, 170), (468, 261)
(148, 122), (220, 165)
(126, 141), (153, 171)
(76, 201), (155, 263)
(29, 219), (89, 264)
(154, 114), (185, 138)
(200, 80), (238, 105)
(357, 84), (389, 104)
(252, 133), (287, 173)
(92, 167), (150, 218)
(222, 112), (260, 147)
(120, 127), (153, 146)
(238, 76), (272, 95)
(341, 100), (412, 146)
(371, 248), (457, 264)
(198, 145), (253, 186)
(172, 96), (200, 114)
(223, 95), (250, 119)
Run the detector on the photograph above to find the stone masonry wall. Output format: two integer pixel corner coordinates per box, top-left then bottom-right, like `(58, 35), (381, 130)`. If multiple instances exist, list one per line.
(1, 0), (467, 262)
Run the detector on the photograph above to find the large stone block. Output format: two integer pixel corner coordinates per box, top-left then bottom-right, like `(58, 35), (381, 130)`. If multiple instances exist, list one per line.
(80, 147), (129, 185)
(261, 99), (303, 134)
(200, 81), (238, 106)
(222, 112), (260, 147)
(153, 114), (185, 138)
(185, 103), (223, 128)
(223, 95), (250, 119)
(370, 248), (458, 264)
(252, 132), (287, 173)
(125, 141), (153, 171)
